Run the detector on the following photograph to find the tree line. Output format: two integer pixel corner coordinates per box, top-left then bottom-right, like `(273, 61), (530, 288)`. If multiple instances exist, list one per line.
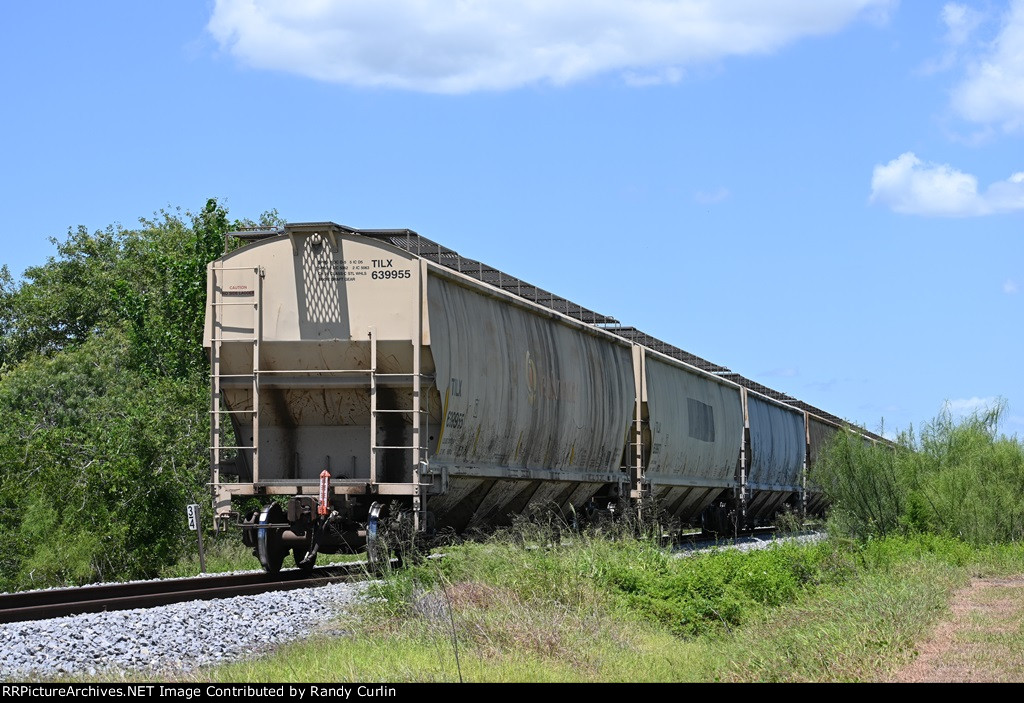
(0, 200), (277, 590)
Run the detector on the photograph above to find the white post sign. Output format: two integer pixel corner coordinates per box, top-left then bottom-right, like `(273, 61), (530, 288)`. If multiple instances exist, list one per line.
(186, 504), (206, 573)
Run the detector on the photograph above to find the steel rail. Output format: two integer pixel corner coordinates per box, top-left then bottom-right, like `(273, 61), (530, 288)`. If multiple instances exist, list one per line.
(0, 563), (377, 625)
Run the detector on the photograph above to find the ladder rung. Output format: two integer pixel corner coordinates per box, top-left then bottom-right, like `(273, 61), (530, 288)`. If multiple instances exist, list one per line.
(372, 409), (428, 414)
(211, 446), (257, 450)
(210, 338), (257, 342)
(209, 409), (255, 414)
(210, 302), (257, 307)
(372, 445), (423, 451)
(257, 369), (373, 375)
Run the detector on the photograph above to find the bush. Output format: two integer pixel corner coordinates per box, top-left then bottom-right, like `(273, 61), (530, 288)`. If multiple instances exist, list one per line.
(813, 403), (1024, 545)
(0, 332), (209, 589)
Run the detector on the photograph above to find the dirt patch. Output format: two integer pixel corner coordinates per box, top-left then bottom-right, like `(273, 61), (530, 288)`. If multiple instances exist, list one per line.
(887, 576), (1024, 683)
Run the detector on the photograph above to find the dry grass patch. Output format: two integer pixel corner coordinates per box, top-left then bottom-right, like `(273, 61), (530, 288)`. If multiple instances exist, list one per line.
(888, 576), (1024, 683)
(408, 579), (611, 673)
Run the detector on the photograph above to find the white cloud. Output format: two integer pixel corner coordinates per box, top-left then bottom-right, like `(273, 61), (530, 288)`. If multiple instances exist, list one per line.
(951, 0), (1024, 132)
(942, 3), (983, 46)
(918, 3), (985, 74)
(1005, 279), (1020, 294)
(207, 0), (893, 93)
(944, 396), (1000, 414)
(869, 152), (1024, 216)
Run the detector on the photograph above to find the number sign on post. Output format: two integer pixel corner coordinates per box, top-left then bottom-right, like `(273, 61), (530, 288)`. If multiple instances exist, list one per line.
(186, 504), (206, 573)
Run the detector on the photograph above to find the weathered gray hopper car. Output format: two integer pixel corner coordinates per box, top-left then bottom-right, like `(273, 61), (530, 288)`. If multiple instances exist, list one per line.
(743, 394), (807, 521)
(805, 416), (842, 515)
(205, 222), (866, 572)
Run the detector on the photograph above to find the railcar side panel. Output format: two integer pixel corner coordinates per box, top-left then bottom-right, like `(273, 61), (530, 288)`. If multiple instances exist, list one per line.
(746, 395), (806, 490)
(807, 417), (839, 468)
(645, 356), (743, 482)
(805, 416), (841, 515)
(644, 355), (744, 520)
(744, 395), (806, 520)
(427, 275), (635, 474)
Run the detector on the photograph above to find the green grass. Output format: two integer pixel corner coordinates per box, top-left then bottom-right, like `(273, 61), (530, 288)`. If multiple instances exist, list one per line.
(132, 531), (1024, 683)
(157, 535), (256, 577)
(713, 557), (965, 681)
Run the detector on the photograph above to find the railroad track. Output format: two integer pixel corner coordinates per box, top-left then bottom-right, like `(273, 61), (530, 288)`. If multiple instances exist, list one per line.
(680, 526), (780, 543)
(673, 527), (826, 556)
(0, 562), (376, 625)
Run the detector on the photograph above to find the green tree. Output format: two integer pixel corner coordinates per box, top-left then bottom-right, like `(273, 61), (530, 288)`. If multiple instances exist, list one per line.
(0, 199), (277, 589)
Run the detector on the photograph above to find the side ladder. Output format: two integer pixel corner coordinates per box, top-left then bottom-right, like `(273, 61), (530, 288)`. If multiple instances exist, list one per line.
(367, 328), (433, 532)
(209, 264), (264, 528)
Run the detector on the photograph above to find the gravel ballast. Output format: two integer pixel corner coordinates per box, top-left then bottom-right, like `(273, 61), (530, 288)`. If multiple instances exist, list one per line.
(0, 579), (371, 680)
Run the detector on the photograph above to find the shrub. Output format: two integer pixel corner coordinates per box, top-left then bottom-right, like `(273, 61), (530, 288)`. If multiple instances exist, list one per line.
(813, 403), (1024, 545)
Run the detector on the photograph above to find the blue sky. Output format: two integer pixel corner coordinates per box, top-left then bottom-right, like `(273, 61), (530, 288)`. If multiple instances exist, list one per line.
(1, 1), (1021, 439)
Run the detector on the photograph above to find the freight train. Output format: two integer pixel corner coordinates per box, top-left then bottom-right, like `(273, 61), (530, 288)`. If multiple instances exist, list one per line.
(204, 222), (880, 573)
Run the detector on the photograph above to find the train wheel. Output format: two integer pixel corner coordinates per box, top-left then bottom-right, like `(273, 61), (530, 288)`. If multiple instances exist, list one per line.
(256, 503), (288, 574)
